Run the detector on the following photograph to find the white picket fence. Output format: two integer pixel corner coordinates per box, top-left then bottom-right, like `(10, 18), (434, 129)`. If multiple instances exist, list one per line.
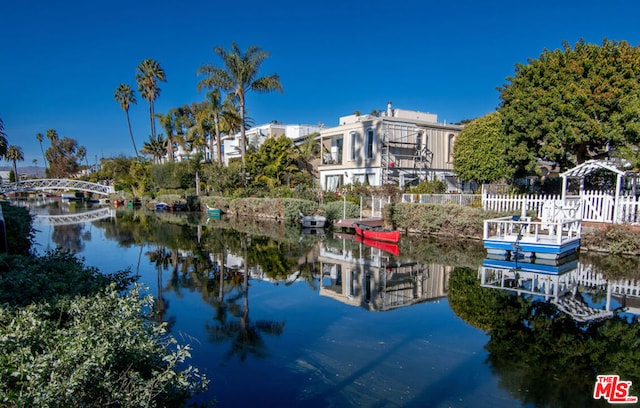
(483, 191), (640, 224)
(403, 191), (640, 224)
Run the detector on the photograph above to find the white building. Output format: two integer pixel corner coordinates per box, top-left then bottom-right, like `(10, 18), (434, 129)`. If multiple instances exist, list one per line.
(318, 102), (467, 192)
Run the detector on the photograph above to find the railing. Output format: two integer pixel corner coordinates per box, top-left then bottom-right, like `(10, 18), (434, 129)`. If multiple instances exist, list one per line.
(34, 208), (115, 226)
(0, 179), (115, 196)
(483, 215), (581, 245)
(401, 193), (481, 206)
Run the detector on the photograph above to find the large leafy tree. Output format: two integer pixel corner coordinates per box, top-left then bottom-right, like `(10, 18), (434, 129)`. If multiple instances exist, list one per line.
(247, 135), (304, 189)
(44, 130), (80, 178)
(453, 111), (511, 183)
(6, 145), (24, 182)
(136, 59), (166, 143)
(114, 83), (140, 158)
(197, 42), (283, 176)
(499, 39), (640, 176)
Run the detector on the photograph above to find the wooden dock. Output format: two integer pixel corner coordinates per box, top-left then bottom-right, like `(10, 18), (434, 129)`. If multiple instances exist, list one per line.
(332, 217), (384, 229)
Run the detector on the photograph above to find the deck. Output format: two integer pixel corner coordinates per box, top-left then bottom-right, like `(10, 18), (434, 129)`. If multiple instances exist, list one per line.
(332, 217), (384, 229)
(483, 216), (581, 260)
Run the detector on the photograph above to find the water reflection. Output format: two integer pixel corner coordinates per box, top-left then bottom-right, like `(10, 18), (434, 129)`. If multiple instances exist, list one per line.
(27, 206), (640, 407)
(319, 234), (449, 311)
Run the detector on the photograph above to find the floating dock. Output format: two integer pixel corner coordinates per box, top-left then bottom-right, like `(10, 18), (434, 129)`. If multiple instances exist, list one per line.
(332, 217), (384, 230)
(483, 215), (581, 261)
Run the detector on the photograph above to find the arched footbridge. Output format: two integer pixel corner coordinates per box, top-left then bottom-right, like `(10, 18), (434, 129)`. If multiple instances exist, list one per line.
(1, 179), (115, 196)
(34, 207), (116, 226)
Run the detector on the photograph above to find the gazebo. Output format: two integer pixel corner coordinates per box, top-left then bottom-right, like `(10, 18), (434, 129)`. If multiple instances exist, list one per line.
(560, 159), (638, 223)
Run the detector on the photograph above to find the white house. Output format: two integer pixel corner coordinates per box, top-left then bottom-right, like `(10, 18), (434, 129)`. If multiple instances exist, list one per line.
(222, 122), (322, 165)
(318, 102), (466, 192)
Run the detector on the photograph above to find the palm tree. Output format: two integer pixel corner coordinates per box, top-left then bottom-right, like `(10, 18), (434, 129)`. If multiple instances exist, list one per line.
(0, 117), (8, 159)
(157, 110), (176, 162)
(36, 132), (48, 170)
(6, 145), (24, 182)
(136, 59), (166, 143)
(141, 135), (168, 164)
(77, 146), (91, 170)
(114, 83), (139, 158)
(197, 42), (283, 177)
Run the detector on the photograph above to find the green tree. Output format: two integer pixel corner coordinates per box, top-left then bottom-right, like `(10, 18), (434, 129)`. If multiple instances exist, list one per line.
(45, 130), (80, 178)
(36, 132), (47, 170)
(136, 59), (166, 142)
(247, 135), (301, 190)
(197, 42), (283, 176)
(499, 39), (640, 176)
(6, 145), (24, 182)
(453, 111), (511, 183)
(114, 83), (140, 158)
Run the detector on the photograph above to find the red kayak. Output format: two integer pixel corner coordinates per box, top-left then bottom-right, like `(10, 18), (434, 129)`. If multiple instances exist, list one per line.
(354, 222), (400, 243)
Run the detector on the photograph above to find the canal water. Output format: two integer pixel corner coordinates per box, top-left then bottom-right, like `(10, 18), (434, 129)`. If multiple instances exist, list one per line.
(27, 201), (640, 407)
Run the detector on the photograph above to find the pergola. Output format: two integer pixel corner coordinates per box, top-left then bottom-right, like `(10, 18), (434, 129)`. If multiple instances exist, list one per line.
(560, 159), (636, 222)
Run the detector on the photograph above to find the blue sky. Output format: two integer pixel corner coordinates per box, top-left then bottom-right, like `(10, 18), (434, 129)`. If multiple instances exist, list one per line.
(2, 0), (639, 168)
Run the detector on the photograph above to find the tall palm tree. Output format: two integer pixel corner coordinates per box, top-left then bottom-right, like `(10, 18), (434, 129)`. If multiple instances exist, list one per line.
(6, 145), (24, 182)
(157, 110), (176, 162)
(136, 59), (166, 143)
(0, 117), (8, 159)
(36, 132), (48, 170)
(197, 42), (283, 177)
(114, 83), (139, 158)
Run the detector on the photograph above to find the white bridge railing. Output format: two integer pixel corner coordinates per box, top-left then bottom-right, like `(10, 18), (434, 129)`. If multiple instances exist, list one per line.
(34, 208), (115, 226)
(0, 179), (115, 196)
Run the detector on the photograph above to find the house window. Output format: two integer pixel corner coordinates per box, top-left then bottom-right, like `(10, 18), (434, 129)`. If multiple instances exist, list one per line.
(350, 131), (359, 161)
(448, 134), (455, 163)
(366, 129), (374, 159)
(325, 174), (343, 191)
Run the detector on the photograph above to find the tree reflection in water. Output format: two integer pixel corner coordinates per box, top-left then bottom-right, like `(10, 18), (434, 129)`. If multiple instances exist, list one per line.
(87, 212), (640, 407)
(449, 267), (640, 408)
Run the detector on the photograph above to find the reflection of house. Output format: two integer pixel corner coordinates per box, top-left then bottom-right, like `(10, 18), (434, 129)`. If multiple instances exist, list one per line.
(318, 102), (464, 192)
(318, 238), (451, 311)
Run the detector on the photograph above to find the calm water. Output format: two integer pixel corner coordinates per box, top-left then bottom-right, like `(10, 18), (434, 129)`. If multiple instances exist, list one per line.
(26, 200), (640, 407)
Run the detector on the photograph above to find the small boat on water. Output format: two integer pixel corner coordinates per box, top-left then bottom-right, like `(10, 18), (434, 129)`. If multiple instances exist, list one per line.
(155, 202), (169, 211)
(299, 212), (328, 228)
(354, 222), (400, 243)
(206, 205), (223, 218)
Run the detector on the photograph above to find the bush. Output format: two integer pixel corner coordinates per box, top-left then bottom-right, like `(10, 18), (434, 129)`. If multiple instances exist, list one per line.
(0, 202), (33, 256)
(322, 200), (360, 223)
(0, 285), (208, 407)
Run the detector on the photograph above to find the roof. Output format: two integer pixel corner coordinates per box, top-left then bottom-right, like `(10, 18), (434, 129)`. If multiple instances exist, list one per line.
(560, 159), (629, 179)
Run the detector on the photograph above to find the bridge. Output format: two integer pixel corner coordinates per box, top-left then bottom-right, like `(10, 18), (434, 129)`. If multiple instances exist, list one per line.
(0, 179), (115, 196)
(34, 208), (116, 226)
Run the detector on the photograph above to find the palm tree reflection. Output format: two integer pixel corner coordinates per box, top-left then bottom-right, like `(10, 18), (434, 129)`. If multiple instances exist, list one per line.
(205, 233), (285, 361)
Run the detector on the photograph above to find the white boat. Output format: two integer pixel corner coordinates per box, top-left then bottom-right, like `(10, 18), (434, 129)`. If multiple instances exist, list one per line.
(299, 212), (328, 228)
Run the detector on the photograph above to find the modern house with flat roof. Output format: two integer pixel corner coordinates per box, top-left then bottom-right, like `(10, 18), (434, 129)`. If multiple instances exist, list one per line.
(318, 102), (466, 192)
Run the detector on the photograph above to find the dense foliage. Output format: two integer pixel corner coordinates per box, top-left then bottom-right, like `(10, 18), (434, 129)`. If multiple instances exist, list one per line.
(44, 129), (81, 178)
(0, 204), (208, 406)
(452, 111), (511, 183)
(500, 39), (640, 176)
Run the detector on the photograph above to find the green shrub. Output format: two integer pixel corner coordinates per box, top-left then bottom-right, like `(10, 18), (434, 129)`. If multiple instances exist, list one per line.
(0, 285), (208, 407)
(322, 200), (360, 223)
(0, 202), (33, 255)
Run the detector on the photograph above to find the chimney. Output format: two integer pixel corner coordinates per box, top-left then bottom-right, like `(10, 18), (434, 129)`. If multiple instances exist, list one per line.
(387, 101), (393, 117)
